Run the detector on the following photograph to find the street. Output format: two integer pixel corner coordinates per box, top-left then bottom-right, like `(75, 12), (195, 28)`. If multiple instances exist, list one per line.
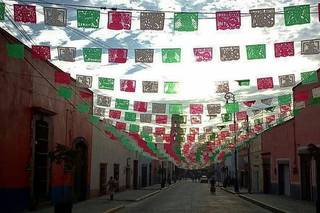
(119, 181), (271, 213)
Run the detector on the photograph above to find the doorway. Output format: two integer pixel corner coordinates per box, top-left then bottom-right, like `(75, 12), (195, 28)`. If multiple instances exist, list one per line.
(113, 164), (120, 192)
(125, 167), (131, 189)
(33, 119), (50, 203)
(149, 163), (152, 186)
(73, 138), (88, 202)
(278, 163), (290, 196)
(300, 155), (312, 200)
(263, 160), (271, 194)
(99, 163), (107, 195)
(141, 165), (148, 187)
(133, 160), (138, 189)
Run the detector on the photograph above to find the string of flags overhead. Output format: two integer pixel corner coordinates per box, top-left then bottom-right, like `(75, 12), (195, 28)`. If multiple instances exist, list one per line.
(4, 40), (320, 65)
(2, 3), (320, 30)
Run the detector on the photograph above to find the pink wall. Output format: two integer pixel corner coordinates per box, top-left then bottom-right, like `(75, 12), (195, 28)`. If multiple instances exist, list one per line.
(0, 28), (93, 190)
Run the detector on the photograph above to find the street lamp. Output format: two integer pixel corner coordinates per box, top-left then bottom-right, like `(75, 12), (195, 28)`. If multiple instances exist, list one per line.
(224, 92), (239, 193)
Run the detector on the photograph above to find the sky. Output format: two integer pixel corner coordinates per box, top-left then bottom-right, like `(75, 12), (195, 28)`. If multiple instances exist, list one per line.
(1, 0), (320, 134)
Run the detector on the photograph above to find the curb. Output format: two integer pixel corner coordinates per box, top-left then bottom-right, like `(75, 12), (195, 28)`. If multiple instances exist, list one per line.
(239, 194), (288, 213)
(220, 187), (288, 213)
(135, 190), (161, 201)
(104, 205), (125, 213)
(220, 187), (237, 194)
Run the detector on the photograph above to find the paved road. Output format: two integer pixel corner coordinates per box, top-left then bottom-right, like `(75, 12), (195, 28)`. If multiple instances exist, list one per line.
(119, 181), (271, 213)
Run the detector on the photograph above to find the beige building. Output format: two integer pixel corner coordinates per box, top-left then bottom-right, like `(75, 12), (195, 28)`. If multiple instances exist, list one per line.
(90, 122), (167, 197)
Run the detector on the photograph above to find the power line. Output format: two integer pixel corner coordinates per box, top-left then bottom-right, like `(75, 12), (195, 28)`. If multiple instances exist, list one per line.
(7, 0), (320, 15)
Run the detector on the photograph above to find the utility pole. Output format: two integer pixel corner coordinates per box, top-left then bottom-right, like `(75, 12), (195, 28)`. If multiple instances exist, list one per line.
(246, 115), (252, 194)
(224, 92), (239, 193)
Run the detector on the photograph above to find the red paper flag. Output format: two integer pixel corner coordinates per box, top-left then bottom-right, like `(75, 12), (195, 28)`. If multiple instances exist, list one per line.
(163, 134), (171, 143)
(155, 127), (165, 135)
(274, 42), (294, 57)
(216, 11), (241, 30)
(257, 77), (274, 90)
(243, 100), (256, 107)
(229, 123), (239, 132)
(133, 101), (148, 112)
(120, 79), (136, 92)
(54, 71), (71, 84)
(190, 104), (204, 114)
(236, 111), (247, 121)
(108, 11), (132, 30)
(294, 91), (309, 102)
(116, 121), (126, 130)
(190, 128), (199, 135)
(220, 130), (230, 137)
(254, 124), (263, 132)
(187, 134), (195, 143)
(266, 115), (276, 123)
(193, 48), (212, 62)
(109, 110), (121, 119)
(280, 104), (291, 113)
(14, 4), (36, 23)
(32, 45), (51, 60)
(79, 91), (93, 99)
(156, 115), (168, 124)
(109, 48), (128, 63)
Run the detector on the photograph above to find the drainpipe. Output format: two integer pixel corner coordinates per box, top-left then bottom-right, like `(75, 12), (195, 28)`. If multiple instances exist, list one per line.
(246, 115), (252, 194)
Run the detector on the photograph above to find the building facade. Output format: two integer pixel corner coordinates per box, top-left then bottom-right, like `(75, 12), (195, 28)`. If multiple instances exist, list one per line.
(260, 69), (320, 201)
(0, 28), (93, 212)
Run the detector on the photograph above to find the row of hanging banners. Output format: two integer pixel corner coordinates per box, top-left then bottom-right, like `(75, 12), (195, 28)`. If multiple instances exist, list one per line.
(4, 2), (320, 166)
(2, 4), (320, 64)
(5, 39), (320, 64)
(6, 43), (320, 92)
(3, 3), (320, 30)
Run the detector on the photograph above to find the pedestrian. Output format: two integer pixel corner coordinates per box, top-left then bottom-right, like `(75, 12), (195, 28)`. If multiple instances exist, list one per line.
(106, 176), (116, 200)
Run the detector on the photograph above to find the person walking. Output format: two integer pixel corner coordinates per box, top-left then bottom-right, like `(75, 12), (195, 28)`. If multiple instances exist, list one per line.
(106, 176), (116, 200)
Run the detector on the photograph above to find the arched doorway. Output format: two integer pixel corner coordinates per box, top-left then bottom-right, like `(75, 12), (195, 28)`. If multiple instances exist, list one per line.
(73, 137), (88, 202)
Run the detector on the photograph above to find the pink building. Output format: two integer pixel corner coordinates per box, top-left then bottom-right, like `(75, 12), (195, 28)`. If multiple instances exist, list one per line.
(0, 28), (93, 212)
(261, 69), (320, 202)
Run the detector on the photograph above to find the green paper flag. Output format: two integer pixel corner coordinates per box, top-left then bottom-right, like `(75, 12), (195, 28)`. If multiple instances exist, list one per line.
(129, 124), (140, 133)
(225, 102), (240, 113)
(162, 48), (181, 63)
(209, 133), (216, 140)
(278, 94), (292, 105)
(301, 71), (318, 85)
(246, 44), (266, 60)
(6, 43), (24, 59)
(237, 79), (250, 86)
(254, 118), (263, 125)
(98, 77), (114, 90)
(125, 112), (137, 122)
(83, 48), (102, 62)
(89, 115), (99, 125)
(222, 113), (232, 122)
(284, 5), (310, 26)
(277, 118), (284, 125)
(169, 104), (183, 114)
(174, 12), (198, 31)
(77, 9), (100, 28)
(265, 106), (276, 112)
(164, 82), (178, 94)
(0, 3), (5, 21)
(57, 86), (73, 100)
(115, 98), (129, 110)
(76, 102), (90, 113)
(310, 97), (320, 105)
(292, 109), (301, 116)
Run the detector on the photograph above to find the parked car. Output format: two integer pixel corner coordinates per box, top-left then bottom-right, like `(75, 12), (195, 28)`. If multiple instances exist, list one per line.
(200, 175), (208, 183)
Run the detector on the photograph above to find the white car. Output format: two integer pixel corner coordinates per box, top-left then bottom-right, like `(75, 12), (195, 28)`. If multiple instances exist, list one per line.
(200, 175), (208, 183)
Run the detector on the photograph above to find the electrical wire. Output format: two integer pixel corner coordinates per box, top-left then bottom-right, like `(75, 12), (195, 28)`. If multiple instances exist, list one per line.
(7, 0), (320, 15)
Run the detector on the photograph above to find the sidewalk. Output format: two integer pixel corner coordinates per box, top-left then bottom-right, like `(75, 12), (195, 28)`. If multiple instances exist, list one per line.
(220, 187), (316, 213)
(32, 183), (176, 213)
